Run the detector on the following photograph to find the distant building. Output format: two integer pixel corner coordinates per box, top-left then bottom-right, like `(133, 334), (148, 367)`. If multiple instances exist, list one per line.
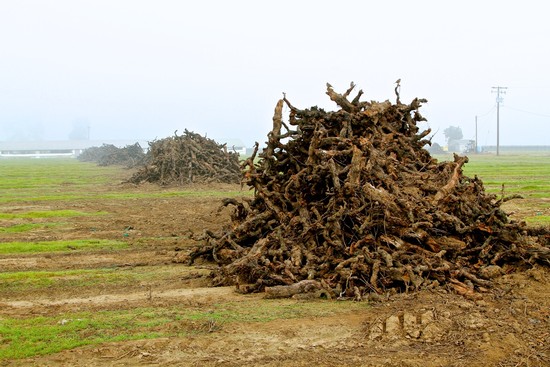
(0, 140), (148, 158)
(220, 139), (247, 156)
(447, 139), (475, 154)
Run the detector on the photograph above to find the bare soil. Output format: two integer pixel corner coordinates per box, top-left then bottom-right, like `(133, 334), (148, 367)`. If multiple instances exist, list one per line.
(1, 183), (549, 367)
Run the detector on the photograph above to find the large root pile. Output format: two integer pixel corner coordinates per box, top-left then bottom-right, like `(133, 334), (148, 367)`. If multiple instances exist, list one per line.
(189, 83), (549, 299)
(128, 130), (242, 185)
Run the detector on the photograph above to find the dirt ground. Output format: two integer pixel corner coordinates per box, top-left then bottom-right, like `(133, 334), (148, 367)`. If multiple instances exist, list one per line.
(0, 182), (549, 367)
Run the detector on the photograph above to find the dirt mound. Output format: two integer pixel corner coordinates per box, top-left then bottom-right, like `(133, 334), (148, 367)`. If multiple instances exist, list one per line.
(128, 130), (242, 185)
(189, 82), (550, 299)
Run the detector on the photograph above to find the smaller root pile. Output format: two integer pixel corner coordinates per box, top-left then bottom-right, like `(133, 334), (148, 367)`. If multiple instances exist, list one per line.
(78, 143), (146, 168)
(128, 130), (242, 185)
(188, 82), (550, 299)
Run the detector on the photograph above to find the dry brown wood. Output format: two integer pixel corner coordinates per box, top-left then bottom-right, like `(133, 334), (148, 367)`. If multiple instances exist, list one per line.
(188, 82), (550, 299)
(128, 130), (242, 185)
(264, 280), (323, 299)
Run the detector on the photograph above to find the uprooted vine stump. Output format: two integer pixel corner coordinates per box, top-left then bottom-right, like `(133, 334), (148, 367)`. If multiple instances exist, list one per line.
(188, 82), (550, 300)
(128, 130), (242, 185)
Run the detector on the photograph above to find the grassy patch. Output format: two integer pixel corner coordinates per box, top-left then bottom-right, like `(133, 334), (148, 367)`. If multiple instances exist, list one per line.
(0, 158), (124, 204)
(0, 158), (120, 188)
(0, 299), (368, 360)
(0, 312), (165, 360)
(0, 239), (128, 254)
(524, 215), (550, 226)
(459, 154), (550, 218)
(461, 154), (550, 194)
(0, 189), (248, 204)
(0, 158), (248, 204)
(0, 223), (61, 234)
(0, 210), (107, 219)
(0, 266), (207, 294)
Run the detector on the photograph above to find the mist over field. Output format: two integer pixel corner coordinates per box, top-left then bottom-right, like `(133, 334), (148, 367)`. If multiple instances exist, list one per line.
(1, 1), (549, 149)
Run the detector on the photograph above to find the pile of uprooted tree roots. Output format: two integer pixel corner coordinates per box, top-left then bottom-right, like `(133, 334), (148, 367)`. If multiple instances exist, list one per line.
(128, 130), (242, 185)
(78, 143), (146, 168)
(188, 82), (550, 299)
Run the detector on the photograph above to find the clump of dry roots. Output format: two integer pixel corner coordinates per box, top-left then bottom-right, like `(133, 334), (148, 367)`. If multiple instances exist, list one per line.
(189, 82), (550, 299)
(78, 143), (146, 168)
(128, 130), (242, 185)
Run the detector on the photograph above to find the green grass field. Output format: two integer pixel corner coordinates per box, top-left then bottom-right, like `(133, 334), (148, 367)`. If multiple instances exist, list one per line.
(0, 154), (548, 361)
(0, 158), (244, 203)
(461, 154), (550, 196)
(445, 153), (550, 225)
(0, 239), (128, 254)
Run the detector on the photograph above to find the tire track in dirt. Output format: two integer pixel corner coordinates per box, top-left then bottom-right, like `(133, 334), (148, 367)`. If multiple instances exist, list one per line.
(0, 286), (240, 310)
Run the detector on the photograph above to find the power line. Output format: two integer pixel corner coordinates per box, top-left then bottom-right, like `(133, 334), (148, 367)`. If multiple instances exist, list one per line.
(501, 105), (550, 118)
(476, 104), (496, 119)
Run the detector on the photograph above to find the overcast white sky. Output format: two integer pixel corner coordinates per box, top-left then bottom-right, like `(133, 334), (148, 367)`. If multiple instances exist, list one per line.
(1, 0), (549, 147)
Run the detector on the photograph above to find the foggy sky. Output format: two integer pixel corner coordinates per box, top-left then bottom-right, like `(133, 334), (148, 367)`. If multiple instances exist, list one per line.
(1, 0), (549, 147)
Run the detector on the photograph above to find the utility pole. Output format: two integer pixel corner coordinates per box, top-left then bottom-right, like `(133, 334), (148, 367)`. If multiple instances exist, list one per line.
(491, 86), (507, 156)
(475, 115), (478, 154)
